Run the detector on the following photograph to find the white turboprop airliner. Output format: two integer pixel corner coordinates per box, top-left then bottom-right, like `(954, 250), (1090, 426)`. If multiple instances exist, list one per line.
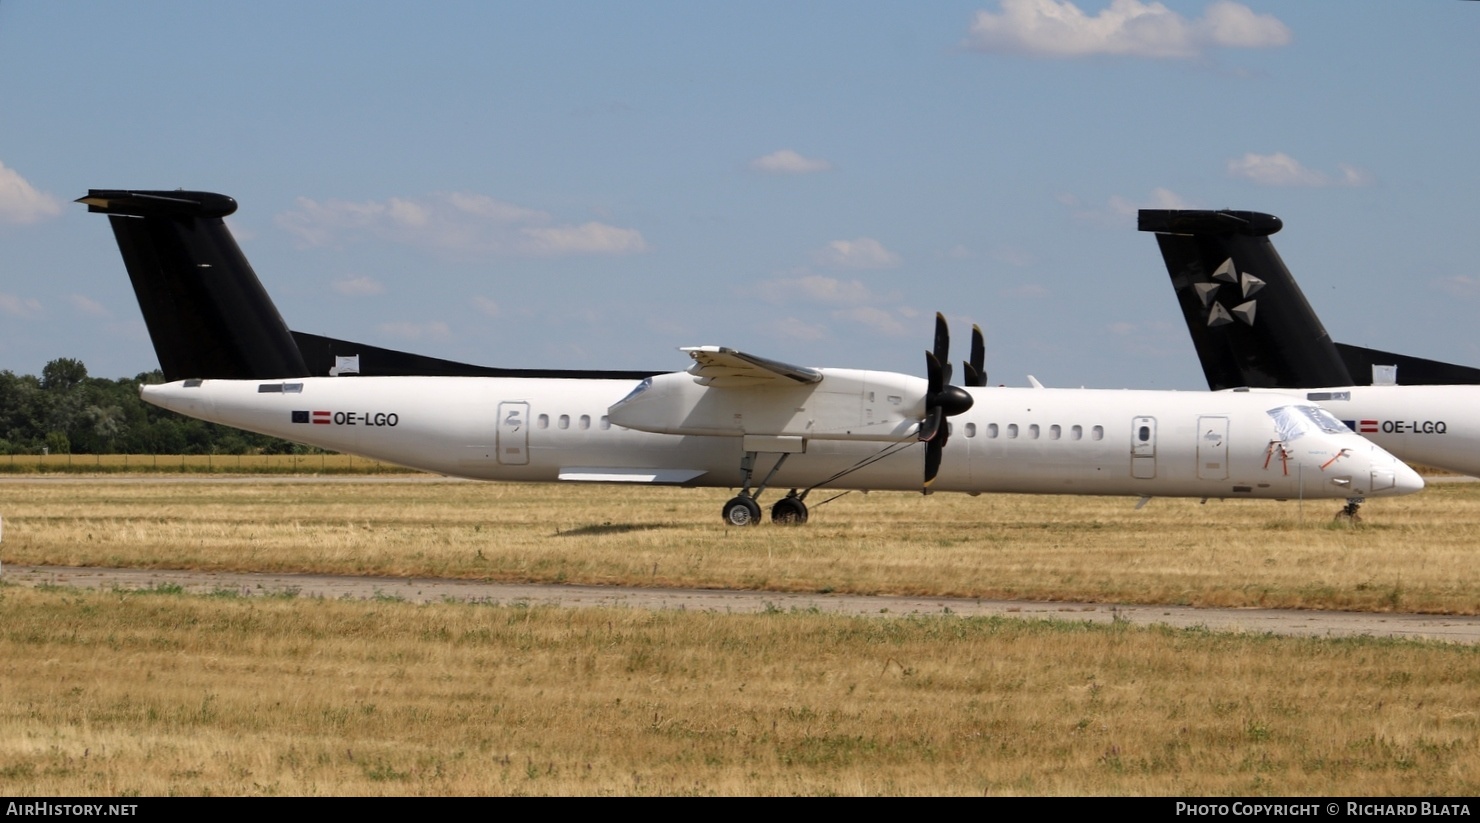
(1141, 208), (1480, 484)
(80, 189), (1423, 525)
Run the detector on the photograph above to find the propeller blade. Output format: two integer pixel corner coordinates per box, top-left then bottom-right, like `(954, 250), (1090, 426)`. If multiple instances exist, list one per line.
(962, 361), (983, 388)
(926, 349), (944, 397)
(922, 313), (972, 490)
(924, 437), (943, 489)
(964, 324), (987, 387)
(934, 312), (952, 386)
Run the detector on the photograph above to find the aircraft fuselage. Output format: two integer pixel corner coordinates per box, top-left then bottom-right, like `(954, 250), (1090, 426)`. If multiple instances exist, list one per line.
(141, 376), (1420, 502)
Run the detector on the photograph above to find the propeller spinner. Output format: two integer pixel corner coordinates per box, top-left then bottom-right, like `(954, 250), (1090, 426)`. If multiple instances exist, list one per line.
(921, 313), (975, 489)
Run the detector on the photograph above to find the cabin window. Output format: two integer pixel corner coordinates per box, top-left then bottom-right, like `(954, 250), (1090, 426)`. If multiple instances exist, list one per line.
(600, 415), (611, 430)
(1007, 423), (1019, 439)
(1028, 424), (1040, 440)
(1049, 424), (1061, 440)
(537, 414), (550, 429)
(1071, 424), (1082, 440)
(965, 422), (976, 438)
(558, 414), (570, 430)
(1137, 425), (1150, 442)
(579, 414), (591, 430)
(987, 423), (999, 438)
(1091, 425), (1104, 441)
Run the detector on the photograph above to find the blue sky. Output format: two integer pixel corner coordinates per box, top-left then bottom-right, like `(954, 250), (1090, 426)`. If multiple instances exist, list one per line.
(2, 1), (1477, 389)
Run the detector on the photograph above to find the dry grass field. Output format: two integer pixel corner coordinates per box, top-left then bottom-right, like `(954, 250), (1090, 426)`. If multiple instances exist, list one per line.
(3, 475), (1478, 612)
(1, 475), (1478, 795)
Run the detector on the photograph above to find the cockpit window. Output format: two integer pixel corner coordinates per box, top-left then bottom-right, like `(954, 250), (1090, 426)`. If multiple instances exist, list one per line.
(1267, 404), (1348, 442)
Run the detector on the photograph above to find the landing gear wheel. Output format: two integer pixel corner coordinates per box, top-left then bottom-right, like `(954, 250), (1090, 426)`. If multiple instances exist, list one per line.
(723, 496), (762, 527)
(1335, 497), (1364, 523)
(771, 496), (809, 525)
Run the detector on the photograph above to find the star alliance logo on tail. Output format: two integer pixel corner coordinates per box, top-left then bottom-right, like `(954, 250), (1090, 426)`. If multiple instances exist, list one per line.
(1196, 258), (1265, 328)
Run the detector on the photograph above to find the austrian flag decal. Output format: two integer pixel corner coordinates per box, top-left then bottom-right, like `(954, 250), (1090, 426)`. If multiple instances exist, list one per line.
(1359, 420), (1379, 434)
(291, 410), (333, 424)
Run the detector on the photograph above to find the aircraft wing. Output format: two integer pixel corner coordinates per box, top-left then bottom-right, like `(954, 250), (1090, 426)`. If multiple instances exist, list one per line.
(680, 346), (823, 387)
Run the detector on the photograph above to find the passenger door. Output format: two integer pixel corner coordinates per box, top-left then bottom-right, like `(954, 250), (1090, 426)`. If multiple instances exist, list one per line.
(1131, 416), (1157, 479)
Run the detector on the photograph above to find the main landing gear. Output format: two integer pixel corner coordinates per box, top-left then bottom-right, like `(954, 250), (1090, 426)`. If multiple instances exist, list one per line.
(722, 451), (810, 526)
(1335, 497), (1364, 523)
(720, 493), (808, 526)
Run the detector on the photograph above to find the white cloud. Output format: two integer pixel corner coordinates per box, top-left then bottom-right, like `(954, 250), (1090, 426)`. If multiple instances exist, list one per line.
(446, 192), (547, 222)
(753, 275), (913, 337)
(67, 294), (109, 317)
(1226, 152), (1372, 187)
(1433, 276), (1480, 301)
(757, 274), (886, 306)
(965, 0), (1290, 60)
(0, 291), (42, 316)
(1005, 283), (1051, 299)
(277, 192), (647, 257)
(763, 316), (828, 342)
(1108, 186), (1194, 217)
(1068, 187), (1194, 226)
(812, 237), (902, 269)
(376, 320), (451, 341)
(1200, 0), (1292, 48)
(991, 245), (1036, 268)
(831, 306), (912, 338)
(471, 296), (500, 317)
(0, 162), (62, 225)
(749, 149), (833, 175)
(518, 222), (647, 255)
(332, 275), (385, 296)
(1335, 164), (1375, 187)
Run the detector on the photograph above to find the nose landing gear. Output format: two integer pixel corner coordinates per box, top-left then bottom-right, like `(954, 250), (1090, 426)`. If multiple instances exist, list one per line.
(1335, 496), (1364, 523)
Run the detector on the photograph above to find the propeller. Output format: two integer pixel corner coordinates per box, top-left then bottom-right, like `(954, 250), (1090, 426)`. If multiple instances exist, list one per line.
(962, 324), (986, 388)
(922, 313), (975, 489)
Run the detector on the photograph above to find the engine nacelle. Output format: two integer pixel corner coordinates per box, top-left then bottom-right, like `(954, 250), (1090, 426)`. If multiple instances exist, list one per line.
(607, 368), (926, 441)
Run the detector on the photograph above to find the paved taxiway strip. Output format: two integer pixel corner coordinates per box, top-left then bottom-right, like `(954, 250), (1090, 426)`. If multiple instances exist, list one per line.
(6, 564), (1479, 644)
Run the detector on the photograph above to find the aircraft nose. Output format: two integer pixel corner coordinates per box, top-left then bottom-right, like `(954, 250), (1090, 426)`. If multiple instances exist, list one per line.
(1367, 459), (1425, 497)
(1387, 462), (1426, 496)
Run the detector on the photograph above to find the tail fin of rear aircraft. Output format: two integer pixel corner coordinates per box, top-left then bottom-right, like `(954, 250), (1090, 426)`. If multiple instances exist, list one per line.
(1139, 209), (1480, 388)
(1137, 209), (1351, 391)
(78, 189), (310, 382)
(82, 189), (665, 383)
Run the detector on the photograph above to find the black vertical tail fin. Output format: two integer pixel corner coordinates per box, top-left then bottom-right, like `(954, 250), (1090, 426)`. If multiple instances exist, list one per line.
(79, 189), (309, 382)
(1140, 208), (1480, 388)
(1137, 209), (1352, 391)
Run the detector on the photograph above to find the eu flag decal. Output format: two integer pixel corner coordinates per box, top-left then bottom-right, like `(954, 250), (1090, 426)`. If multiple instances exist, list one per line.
(292, 410), (309, 424)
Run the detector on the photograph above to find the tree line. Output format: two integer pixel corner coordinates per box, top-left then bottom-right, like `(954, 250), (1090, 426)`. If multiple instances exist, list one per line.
(0, 358), (315, 455)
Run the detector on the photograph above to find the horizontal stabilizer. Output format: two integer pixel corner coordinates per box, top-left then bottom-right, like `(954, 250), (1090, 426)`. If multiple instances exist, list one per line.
(291, 331), (660, 380)
(1335, 343), (1480, 386)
